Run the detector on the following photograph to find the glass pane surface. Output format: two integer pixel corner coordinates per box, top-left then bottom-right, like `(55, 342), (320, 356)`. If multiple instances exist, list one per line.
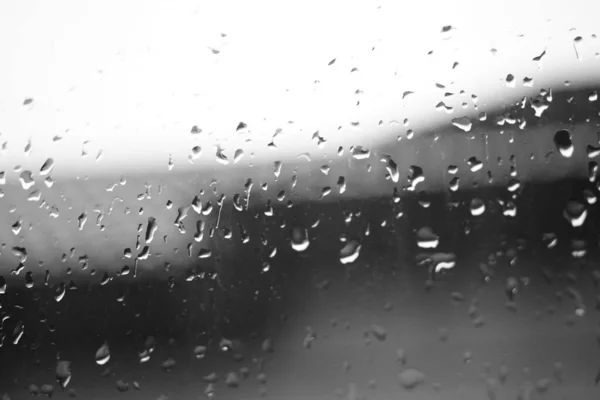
(1, 1), (600, 399)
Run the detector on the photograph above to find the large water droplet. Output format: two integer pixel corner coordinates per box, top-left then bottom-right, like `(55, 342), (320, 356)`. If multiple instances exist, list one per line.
(145, 217), (158, 243)
(340, 240), (361, 264)
(55, 360), (72, 388)
(554, 130), (574, 158)
(407, 165), (425, 191)
(19, 170), (35, 190)
(337, 176), (346, 194)
(351, 146), (370, 160)
(96, 342), (111, 365)
(564, 199), (587, 227)
(398, 369), (426, 390)
(370, 324), (387, 341)
(40, 158), (54, 175)
(290, 226), (309, 252)
(470, 198), (486, 216)
(416, 227), (439, 249)
(452, 117), (472, 132)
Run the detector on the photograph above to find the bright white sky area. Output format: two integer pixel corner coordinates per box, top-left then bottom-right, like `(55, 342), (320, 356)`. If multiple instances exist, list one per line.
(0, 0), (599, 179)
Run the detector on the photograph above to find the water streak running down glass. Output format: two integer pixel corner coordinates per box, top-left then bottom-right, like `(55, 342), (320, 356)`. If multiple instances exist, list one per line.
(1, 0), (600, 399)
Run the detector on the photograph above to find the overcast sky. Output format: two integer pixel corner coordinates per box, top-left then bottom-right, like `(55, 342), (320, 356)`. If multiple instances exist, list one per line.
(0, 0), (599, 179)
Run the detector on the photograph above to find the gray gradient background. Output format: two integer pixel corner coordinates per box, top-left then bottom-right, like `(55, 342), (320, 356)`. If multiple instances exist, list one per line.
(2, 1), (600, 399)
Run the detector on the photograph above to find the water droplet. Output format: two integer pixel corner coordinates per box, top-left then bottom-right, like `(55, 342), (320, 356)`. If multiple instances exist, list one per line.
(28, 384), (39, 396)
(535, 377), (552, 394)
(96, 342), (110, 365)
(505, 74), (515, 87)
(466, 157), (483, 172)
(416, 227), (439, 249)
(40, 384), (54, 397)
(351, 146), (370, 160)
(449, 177), (459, 191)
(533, 49), (546, 63)
(216, 147), (229, 165)
(40, 158), (54, 175)
(336, 176), (347, 194)
(564, 199), (587, 227)
(290, 225), (309, 252)
(161, 358), (177, 371)
(225, 372), (240, 388)
(319, 186), (331, 199)
(236, 122), (247, 132)
(116, 380), (129, 392)
(505, 177), (520, 193)
(193, 345), (207, 359)
(554, 130), (574, 157)
(19, 170), (35, 190)
(583, 189), (597, 204)
(370, 324), (387, 341)
(77, 212), (87, 230)
(587, 145), (600, 158)
(470, 198), (486, 216)
(386, 159), (399, 182)
(407, 165), (425, 191)
(505, 277), (519, 300)
(340, 240), (361, 264)
(296, 152), (311, 161)
(56, 360), (72, 388)
(398, 369), (426, 390)
(452, 117), (472, 132)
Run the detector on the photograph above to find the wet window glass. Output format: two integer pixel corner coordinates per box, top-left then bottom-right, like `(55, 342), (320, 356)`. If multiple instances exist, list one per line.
(1, 1), (600, 399)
